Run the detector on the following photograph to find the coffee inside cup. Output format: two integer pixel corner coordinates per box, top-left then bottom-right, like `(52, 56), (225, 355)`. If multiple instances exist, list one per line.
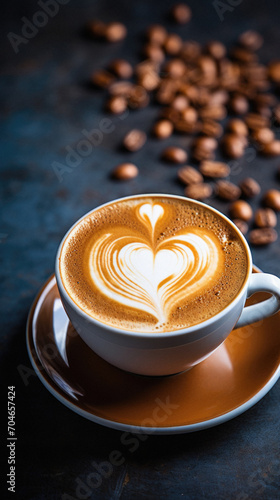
(59, 195), (248, 333)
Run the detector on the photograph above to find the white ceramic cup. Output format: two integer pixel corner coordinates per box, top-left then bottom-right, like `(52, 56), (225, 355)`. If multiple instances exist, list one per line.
(55, 194), (280, 376)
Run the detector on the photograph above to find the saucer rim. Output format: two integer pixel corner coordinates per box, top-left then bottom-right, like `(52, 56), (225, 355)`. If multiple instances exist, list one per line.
(26, 274), (280, 435)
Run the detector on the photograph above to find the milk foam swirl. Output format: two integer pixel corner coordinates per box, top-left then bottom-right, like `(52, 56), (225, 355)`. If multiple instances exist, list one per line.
(88, 202), (223, 326)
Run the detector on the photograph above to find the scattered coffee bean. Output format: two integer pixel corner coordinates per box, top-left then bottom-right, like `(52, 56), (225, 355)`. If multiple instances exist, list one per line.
(230, 200), (253, 221)
(232, 219), (249, 235)
(181, 107), (198, 123)
(268, 61), (280, 83)
(171, 94), (189, 111)
(200, 119), (223, 138)
(164, 33), (183, 55)
(87, 19), (106, 38)
(91, 69), (115, 88)
(199, 161), (230, 178)
(221, 134), (245, 158)
(106, 95), (127, 114)
(244, 113), (270, 130)
(162, 146), (187, 164)
(127, 86), (149, 109)
(192, 136), (218, 162)
(123, 129), (147, 151)
(112, 163), (139, 180)
(263, 189), (280, 211)
(184, 183), (213, 200)
(239, 177), (261, 198)
(205, 41), (226, 60)
(216, 180), (241, 201)
(137, 70), (160, 91)
(249, 228), (278, 245)
(145, 24), (167, 45)
(170, 3), (192, 24)
(177, 166), (203, 185)
(152, 119), (173, 139)
(108, 80), (133, 96)
(254, 208), (277, 228)
(105, 22), (127, 42)
(238, 30), (263, 51)
(262, 140), (280, 156)
(226, 119), (248, 137)
(143, 43), (165, 63)
(109, 59), (133, 79)
(163, 59), (186, 78)
(228, 94), (249, 115)
(252, 127), (275, 145)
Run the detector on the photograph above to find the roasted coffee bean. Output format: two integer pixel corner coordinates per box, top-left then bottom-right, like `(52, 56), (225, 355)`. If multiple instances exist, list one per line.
(216, 180), (241, 201)
(177, 166), (203, 185)
(230, 200), (253, 221)
(123, 129), (147, 151)
(184, 183), (213, 200)
(137, 70), (160, 91)
(127, 86), (149, 109)
(163, 59), (186, 78)
(109, 59), (133, 79)
(228, 94), (249, 115)
(162, 146), (187, 164)
(170, 3), (192, 24)
(104, 22), (127, 42)
(106, 95), (127, 114)
(273, 105), (280, 125)
(145, 24), (167, 45)
(181, 106), (198, 123)
(261, 140), (280, 156)
(90, 69), (115, 88)
(143, 43), (165, 63)
(112, 163), (139, 180)
(152, 119), (173, 139)
(180, 41), (201, 62)
(226, 119), (248, 137)
(192, 136), (217, 161)
(200, 119), (223, 138)
(171, 94), (189, 111)
(268, 61), (280, 83)
(255, 208), (277, 228)
(207, 89), (229, 107)
(160, 106), (181, 123)
(87, 20), (106, 38)
(249, 228), (278, 245)
(244, 113), (270, 130)
(199, 160), (230, 178)
(254, 93), (276, 109)
(263, 189), (280, 211)
(108, 80), (134, 96)
(174, 120), (199, 134)
(221, 134), (245, 158)
(239, 177), (261, 198)
(252, 127), (275, 145)
(232, 219), (249, 235)
(156, 79), (178, 105)
(199, 105), (227, 121)
(164, 33), (183, 55)
(231, 47), (258, 64)
(205, 41), (226, 60)
(238, 30), (263, 51)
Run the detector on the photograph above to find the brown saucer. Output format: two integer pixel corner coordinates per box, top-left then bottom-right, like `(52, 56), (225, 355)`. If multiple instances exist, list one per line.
(27, 271), (280, 434)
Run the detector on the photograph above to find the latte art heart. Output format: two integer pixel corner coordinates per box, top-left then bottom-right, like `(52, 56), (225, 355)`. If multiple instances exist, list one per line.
(88, 203), (222, 326)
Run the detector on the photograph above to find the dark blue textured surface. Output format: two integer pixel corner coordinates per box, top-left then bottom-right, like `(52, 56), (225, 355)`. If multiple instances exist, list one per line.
(1, 1), (280, 499)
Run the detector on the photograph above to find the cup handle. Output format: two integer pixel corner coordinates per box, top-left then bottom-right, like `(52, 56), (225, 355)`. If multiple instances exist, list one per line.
(234, 273), (280, 329)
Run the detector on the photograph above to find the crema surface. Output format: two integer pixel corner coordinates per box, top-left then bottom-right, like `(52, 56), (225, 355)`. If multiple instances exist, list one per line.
(59, 196), (248, 332)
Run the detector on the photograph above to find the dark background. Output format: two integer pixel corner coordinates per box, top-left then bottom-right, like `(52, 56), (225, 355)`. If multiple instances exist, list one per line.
(1, 0), (280, 499)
